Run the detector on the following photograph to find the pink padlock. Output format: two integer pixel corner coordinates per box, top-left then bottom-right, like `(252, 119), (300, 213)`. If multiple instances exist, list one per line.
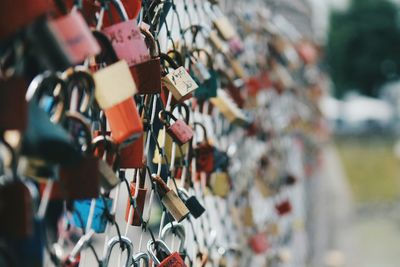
(50, 10), (100, 64)
(249, 233), (269, 254)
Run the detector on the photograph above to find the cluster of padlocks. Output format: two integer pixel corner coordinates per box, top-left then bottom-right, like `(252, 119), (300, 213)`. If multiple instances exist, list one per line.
(0, 0), (326, 266)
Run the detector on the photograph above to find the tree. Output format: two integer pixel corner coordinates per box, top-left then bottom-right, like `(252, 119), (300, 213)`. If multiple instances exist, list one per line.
(327, 0), (400, 97)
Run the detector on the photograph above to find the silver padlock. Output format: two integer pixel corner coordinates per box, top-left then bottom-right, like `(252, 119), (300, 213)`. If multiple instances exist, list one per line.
(160, 222), (186, 256)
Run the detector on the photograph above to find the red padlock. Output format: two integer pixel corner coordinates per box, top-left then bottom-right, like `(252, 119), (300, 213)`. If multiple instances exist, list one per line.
(275, 199), (292, 216)
(0, 77), (28, 130)
(193, 123), (214, 173)
(119, 134), (144, 169)
(0, 0), (54, 39)
(248, 232), (269, 254)
(148, 240), (187, 267)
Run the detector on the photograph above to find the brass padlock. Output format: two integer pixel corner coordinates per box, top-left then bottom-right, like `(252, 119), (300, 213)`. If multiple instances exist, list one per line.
(152, 175), (189, 222)
(210, 89), (248, 126)
(160, 53), (198, 101)
(209, 172), (230, 198)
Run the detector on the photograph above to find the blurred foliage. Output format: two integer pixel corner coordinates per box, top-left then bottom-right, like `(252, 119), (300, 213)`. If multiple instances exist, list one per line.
(335, 136), (400, 202)
(327, 0), (400, 97)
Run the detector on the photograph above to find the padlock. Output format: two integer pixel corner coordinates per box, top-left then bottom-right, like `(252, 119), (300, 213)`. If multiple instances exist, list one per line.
(92, 135), (120, 191)
(248, 232), (269, 254)
(72, 197), (113, 233)
(0, 140), (33, 238)
(160, 104), (193, 146)
(119, 134), (144, 169)
(189, 55), (211, 84)
(208, 30), (225, 52)
(103, 235), (133, 267)
(27, 11), (98, 71)
(160, 222), (187, 260)
(209, 172), (230, 198)
(243, 205), (254, 227)
(193, 123), (214, 174)
(0, 180), (33, 238)
(132, 252), (150, 267)
(49, 10), (100, 64)
(153, 129), (188, 165)
(0, 0), (53, 39)
(129, 26), (162, 94)
(0, 77), (28, 130)
(213, 16), (237, 41)
(152, 175), (189, 222)
(92, 31), (143, 144)
(125, 171), (147, 226)
(275, 199), (292, 216)
(191, 49), (218, 100)
(59, 112), (100, 200)
(147, 239), (187, 267)
(178, 188), (205, 219)
(160, 53), (198, 102)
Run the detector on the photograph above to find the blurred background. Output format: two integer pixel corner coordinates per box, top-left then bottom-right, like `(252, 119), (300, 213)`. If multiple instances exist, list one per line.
(279, 0), (400, 266)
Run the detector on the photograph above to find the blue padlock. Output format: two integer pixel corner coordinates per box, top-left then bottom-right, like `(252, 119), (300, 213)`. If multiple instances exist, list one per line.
(72, 198), (113, 233)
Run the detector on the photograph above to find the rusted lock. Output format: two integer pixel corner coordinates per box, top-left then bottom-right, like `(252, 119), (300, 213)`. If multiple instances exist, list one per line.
(59, 112), (100, 200)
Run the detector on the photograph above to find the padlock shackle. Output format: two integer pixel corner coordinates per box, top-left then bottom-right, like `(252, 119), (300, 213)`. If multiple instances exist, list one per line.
(191, 48), (214, 70)
(26, 71), (66, 123)
(0, 135), (18, 180)
(92, 30), (120, 65)
(172, 103), (191, 124)
(103, 235), (133, 267)
(160, 222), (186, 254)
(159, 53), (180, 72)
(92, 134), (118, 156)
(62, 66), (95, 114)
(63, 111), (94, 154)
(140, 26), (160, 58)
(132, 252), (150, 267)
(193, 122), (209, 143)
(147, 239), (173, 265)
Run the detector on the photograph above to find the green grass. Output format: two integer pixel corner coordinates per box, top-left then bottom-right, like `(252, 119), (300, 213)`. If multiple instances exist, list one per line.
(335, 136), (400, 203)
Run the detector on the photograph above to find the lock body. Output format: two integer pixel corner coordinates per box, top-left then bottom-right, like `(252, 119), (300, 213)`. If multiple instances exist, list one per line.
(158, 252), (187, 267)
(59, 156), (100, 200)
(166, 119), (193, 146)
(276, 200), (292, 216)
(194, 70), (218, 100)
(0, 181), (33, 238)
(153, 130), (188, 164)
(0, 78), (27, 130)
(162, 190), (189, 222)
(119, 135), (144, 168)
(162, 66), (198, 101)
(130, 58), (162, 94)
(184, 196), (205, 219)
(50, 11), (100, 64)
(210, 172), (230, 198)
(195, 143), (214, 173)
